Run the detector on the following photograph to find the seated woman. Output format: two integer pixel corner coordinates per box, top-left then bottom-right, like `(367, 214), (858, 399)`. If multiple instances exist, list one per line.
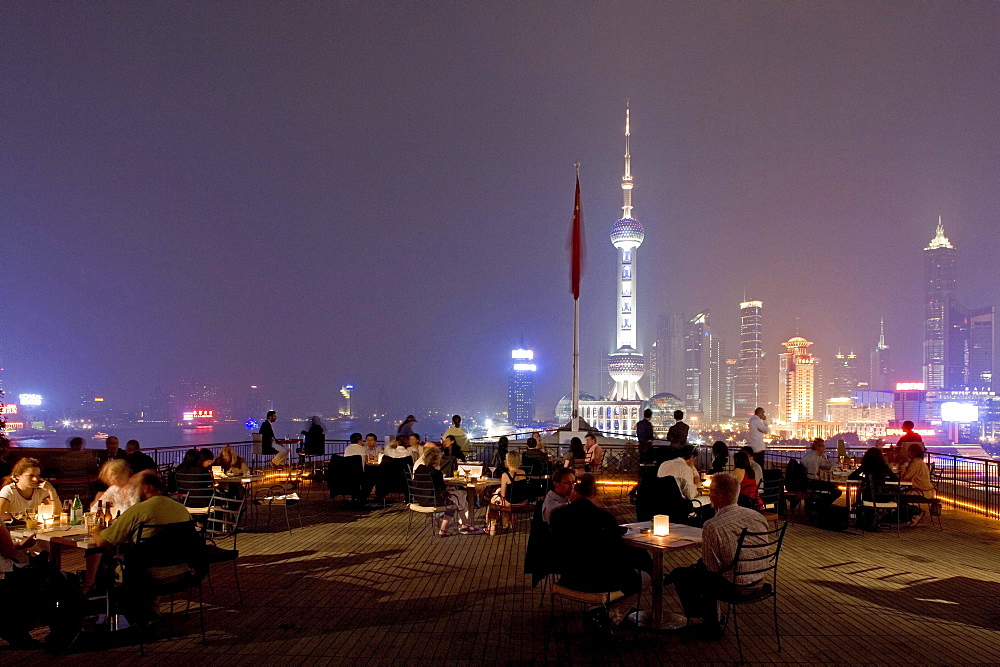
(91, 459), (138, 514)
(732, 450), (762, 510)
(0, 458), (60, 521)
(213, 445), (249, 475)
(710, 441), (730, 473)
(563, 437), (587, 475)
(412, 446), (478, 535)
(486, 452), (529, 535)
(491, 436), (509, 478)
(443, 435), (466, 463)
(899, 443), (934, 526)
(848, 447), (899, 502)
(172, 448), (214, 503)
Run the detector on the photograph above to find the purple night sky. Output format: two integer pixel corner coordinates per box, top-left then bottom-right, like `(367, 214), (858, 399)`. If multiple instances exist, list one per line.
(3, 3), (998, 419)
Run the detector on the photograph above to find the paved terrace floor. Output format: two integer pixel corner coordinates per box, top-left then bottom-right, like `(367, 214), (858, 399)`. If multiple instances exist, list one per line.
(6, 484), (1000, 666)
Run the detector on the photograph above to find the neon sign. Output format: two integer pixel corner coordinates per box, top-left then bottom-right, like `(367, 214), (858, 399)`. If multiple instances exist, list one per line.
(895, 382), (926, 391)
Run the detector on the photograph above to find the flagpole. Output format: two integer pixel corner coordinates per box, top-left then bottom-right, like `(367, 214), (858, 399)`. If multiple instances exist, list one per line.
(571, 162), (581, 432)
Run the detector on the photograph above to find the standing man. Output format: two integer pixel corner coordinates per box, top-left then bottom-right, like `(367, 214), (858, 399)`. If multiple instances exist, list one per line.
(666, 410), (689, 447)
(747, 407), (769, 467)
(260, 410), (288, 468)
(636, 408), (655, 463)
(896, 421), (923, 449)
(670, 473), (770, 639)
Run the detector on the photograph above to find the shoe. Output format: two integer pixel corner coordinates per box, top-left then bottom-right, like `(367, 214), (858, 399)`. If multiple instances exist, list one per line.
(459, 526), (484, 535)
(583, 607), (613, 637)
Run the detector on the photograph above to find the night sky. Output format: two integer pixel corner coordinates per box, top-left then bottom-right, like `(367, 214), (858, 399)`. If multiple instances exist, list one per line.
(3, 2), (998, 419)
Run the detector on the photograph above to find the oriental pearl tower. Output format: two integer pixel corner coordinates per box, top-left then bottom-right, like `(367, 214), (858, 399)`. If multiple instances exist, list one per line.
(608, 105), (647, 401)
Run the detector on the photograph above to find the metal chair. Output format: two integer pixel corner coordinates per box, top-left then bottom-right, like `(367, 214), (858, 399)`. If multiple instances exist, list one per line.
(253, 484), (302, 533)
(202, 494), (246, 603)
(719, 522), (789, 664)
(407, 474), (448, 535)
(175, 471), (215, 508)
(857, 476), (901, 535)
(128, 520), (208, 656)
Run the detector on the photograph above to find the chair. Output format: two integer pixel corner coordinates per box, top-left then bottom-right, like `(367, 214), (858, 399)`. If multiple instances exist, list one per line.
(523, 502), (558, 603)
(661, 476), (703, 526)
(375, 456), (411, 505)
(901, 468), (944, 530)
(488, 478), (537, 535)
(758, 476), (783, 525)
(202, 494), (246, 603)
(175, 472), (215, 509)
(782, 459), (811, 516)
(718, 522), (789, 664)
(253, 484), (302, 533)
(407, 474), (448, 535)
(857, 476), (901, 535)
(127, 520), (209, 655)
(327, 454), (363, 502)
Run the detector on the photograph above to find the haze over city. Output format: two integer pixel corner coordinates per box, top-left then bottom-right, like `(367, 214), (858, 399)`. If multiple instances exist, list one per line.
(3, 2), (998, 421)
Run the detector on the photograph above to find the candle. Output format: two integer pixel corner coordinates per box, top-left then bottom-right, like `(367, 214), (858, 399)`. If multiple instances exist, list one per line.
(653, 514), (670, 536)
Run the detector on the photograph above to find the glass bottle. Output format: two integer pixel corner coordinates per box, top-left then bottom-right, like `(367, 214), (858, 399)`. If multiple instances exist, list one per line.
(71, 495), (83, 526)
(104, 502), (113, 526)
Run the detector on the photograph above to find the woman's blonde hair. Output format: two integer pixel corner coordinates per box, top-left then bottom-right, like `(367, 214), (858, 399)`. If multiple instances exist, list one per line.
(506, 451), (522, 470)
(98, 458), (132, 487)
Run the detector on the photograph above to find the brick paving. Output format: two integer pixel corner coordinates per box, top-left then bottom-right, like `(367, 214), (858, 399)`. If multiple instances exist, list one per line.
(6, 478), (1000, 665)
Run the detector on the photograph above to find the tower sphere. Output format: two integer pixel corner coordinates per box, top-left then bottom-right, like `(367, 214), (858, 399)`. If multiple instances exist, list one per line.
(608, 349), (645, 383)
(610, 217), (644, 249)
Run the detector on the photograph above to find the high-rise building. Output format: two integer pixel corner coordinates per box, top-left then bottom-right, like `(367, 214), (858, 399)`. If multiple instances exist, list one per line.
(723, 359), (738, 420)
(607, 105), (647, 401)
(648, 313), (685, 396)
(923, 218), (959, 390)
(829, 350), (860, 398)
(683, 311), (725, 423)
(778, 336), (818, 423)
(870, 318), (894, 390)
(508, 343), (536, 427)
(969, 306), (995, 391)
(734, 300), (766, 417)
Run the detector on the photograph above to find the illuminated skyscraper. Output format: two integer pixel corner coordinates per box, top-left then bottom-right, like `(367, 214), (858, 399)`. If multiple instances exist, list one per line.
(778, 336), (817, 423)
(648, 313), (685, 396)
(869, 318), (894, 390)
(829, 350), (860, 398)
(508, 342), (536, 427)
(923, 218), (960, 390)
(969, 306), (995, 391)
(734, 300), (766, 417)
(608, 105), (646, 401)
(683, 311), (724, 422)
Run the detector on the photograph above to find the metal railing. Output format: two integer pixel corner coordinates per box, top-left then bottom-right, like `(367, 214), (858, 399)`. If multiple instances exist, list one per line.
(143, 439), (351, 469)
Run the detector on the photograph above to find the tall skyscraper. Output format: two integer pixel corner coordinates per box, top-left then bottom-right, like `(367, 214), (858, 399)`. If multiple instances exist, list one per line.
(778, 336), (817, 423)
(829, 350), (859, 398)
(607, 105), (646, 401)
(508, 342), (536, 427)
(923, 217), (958, 390)
(648, 313), (685, 396)
(683, 311), (725, 422)
(969, 306), (995, 391)
(870, 318), (894, 390)
(734, 300), (766, 417)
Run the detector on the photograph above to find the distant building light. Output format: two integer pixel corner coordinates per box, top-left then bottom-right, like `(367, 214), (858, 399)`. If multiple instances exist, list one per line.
(94, 397), (105, 402)
(1, 405), (17, 415)
(19, 394), (42, 406)
(512, 363), (537, 372)
(895, 382), (926, 391)
(250, 385), (258, 389)
(940, 402), (979, 423)
(512, 349), (534, 360)
(886, 428), (936, 437)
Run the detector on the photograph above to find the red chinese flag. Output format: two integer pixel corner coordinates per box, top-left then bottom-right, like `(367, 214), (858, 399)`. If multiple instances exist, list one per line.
(569, 173), (585, 300)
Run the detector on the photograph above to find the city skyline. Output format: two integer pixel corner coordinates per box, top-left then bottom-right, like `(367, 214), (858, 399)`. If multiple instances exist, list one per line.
(3, 3), (997, 421)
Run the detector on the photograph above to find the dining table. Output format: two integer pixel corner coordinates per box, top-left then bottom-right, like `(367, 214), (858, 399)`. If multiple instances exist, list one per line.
(10, 523), (104, 570)
(621, 521), (703, 630)
(445, 475), (501, 525)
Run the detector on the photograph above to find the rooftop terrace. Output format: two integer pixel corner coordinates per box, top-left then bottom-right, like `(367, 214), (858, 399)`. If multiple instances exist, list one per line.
(9, 478), (1000, 666)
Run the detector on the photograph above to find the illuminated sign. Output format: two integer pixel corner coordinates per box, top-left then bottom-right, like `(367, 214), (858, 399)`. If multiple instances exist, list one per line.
(1, 405), (17, 415)
(182, 410), (215, 421)
(250, 385), (258, 389)
(4, 422), (24, 430)
(94, 398), (105, 402)
(512, 349), (534, 360)
(512, 363), (537, 372)
(940, 402), (979, 423)
(895, 382), (926, 391)
(885, 428), (936, 437)
(19, 394), (42, 406)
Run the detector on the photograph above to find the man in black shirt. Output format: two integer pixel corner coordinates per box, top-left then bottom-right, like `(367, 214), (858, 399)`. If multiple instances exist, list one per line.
(125, 439), (157, 473)
(666, 410), (689, 447)
(636, 408), (655, 462)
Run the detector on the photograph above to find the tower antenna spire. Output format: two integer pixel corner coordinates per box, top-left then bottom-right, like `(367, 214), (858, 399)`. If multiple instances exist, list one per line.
(622, 103), (633, 219)
(878, 317), (887, 349)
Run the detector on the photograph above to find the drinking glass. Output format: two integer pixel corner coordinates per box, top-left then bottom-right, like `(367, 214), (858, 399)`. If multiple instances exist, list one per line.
(84, 512), (99, 530)
(25, 510), (38, 531)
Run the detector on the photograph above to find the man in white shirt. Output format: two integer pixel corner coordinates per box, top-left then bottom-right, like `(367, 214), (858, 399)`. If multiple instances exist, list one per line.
(657, 445), (703, 502)
(670, 473), (770, 639)
(343, 433), (366, 459)
(746, 407), (769, 466)
(800, 438), (841, 507)
(383, 437), (411, 458)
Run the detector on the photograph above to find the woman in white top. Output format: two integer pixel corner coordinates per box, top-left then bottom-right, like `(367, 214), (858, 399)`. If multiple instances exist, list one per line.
(0, 457), (60, 520)
(91, 458), (139, 513)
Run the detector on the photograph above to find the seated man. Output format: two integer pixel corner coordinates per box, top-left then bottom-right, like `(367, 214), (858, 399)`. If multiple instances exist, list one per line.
(91, 471), (200, 624)
(800, 438), (841, 508)
(542, 468), (575, 523)
(125, 440), (157, 473)
(344, 432), (366, 459)
(670, 473), (770, 639)
(382, 437), (412, 458)
(657, 445), (704, 503)
(549, 474), (652, 632)
(583, 433), (604, 472)
(521, 437), (551, 476)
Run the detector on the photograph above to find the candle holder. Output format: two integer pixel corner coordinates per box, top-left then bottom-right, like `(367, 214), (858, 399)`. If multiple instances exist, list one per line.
(652, 514), (670, 536)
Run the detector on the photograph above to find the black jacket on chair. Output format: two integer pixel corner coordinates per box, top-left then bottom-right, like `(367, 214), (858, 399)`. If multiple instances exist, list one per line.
(327, 454), (363, 499)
